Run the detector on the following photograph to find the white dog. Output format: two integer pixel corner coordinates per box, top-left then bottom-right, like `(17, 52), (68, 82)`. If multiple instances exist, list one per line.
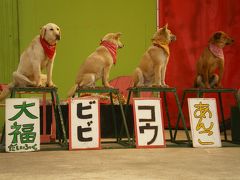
(0, 23), (61, 101)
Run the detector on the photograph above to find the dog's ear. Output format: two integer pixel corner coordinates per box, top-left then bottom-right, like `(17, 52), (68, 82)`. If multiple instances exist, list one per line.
(40, 25), (46, 38)
(58, 28), (61, 40)
(115, 32), (122, 38)
(163, 23), (168, 30)
(151, 38), (157, 43)
(213, 32), (222, 41)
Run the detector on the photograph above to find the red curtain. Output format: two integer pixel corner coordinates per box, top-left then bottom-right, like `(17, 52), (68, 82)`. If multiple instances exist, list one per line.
(159, 0), (240, 127)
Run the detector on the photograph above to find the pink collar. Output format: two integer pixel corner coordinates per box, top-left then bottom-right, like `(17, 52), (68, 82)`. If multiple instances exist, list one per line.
(100, 41), (117, 64)
(40, 37), (56, 60)
(209, 43), (224, 59)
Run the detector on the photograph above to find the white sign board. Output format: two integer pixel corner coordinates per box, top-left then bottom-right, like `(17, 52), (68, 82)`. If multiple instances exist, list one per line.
(133, 98), (165, 148)
(188, 98), (221, 147)
(69, 98), (100, 150)
(5, 98), (40, 152)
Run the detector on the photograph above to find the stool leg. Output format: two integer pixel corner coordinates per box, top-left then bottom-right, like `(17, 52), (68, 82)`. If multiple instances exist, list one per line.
(10, 89), (16, 98)
(173, 91), (191, 144)
(218, 92), (227, 141)
(234, 92), (240, 112)
(121, 91), (132, 139)
(110, 92), (118, 142)
(174, 91), (186, 141)
(197, 91), (203, 98)
(116, 93), (131, 145)
(126, 91), (132, 105)
(51, 90), (68, 146)
(51, 91), (61, 141)
(163, 92), (173, 141)
(125, 90), (135, 145)
(0, 124), (5, 145)
(1, 89), (17, 146)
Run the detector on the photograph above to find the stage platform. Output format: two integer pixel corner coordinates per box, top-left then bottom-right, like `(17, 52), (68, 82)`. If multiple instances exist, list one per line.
(1, 130), (240, 180)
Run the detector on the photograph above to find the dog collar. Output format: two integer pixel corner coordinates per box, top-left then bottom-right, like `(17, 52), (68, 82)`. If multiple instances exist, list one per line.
(40, 37), (56, 60)
(209, 43), (224, 59)
(100, 41), (117, 64)
(153, 43), (170, 55)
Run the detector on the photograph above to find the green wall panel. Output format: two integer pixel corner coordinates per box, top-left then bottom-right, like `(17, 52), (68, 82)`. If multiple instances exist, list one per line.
(0, 0), (19, 83)
(17, 0), (157, 99)
(0, 0), (20, 132)
(0, 0), (156, 132)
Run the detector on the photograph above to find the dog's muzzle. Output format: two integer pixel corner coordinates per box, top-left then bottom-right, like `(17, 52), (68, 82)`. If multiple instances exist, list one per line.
(56, 34), (61, 40)
(171, 35), (176, 41)
(118, 44), (124, 48)
(226, 38), (234, 45)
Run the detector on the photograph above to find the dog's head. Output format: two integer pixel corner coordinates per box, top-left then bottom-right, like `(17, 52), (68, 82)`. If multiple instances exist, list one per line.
(101, 32), (124, 48)
(209, 31), (234, 48)
(152, 24), (176, 45)
(40, 23), (61, 45)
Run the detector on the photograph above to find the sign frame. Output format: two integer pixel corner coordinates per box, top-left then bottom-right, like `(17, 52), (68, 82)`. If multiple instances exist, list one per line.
(133, 98), (166, 148)
(68, 98), (101, 150)
(5, 98), (40, 153)
(188, 98), (222, 148)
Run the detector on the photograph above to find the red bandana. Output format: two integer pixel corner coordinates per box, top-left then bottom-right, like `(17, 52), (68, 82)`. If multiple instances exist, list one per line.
(209, 43), (224, 59)
(100, 41), (117, 64)
(40, 37), (56, 60)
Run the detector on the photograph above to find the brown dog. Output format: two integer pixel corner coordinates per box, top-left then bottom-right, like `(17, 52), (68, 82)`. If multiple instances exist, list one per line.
(194, 31), (234, 88)
(68, 32), (123, 97)
(133, 24), (176, 87)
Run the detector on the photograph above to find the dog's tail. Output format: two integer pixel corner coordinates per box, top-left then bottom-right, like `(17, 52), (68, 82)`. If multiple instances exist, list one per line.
(133, 68), (144, 87)
(67, 84), (78, 98)
(132, 68), (144, 97)
(0, 82), (14, 102)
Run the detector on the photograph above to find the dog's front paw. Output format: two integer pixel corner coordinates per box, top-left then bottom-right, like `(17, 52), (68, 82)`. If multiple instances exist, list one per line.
(104, 84), (114, 89)
(150, 83), (162, 88)
(152, 84), (161, 87)
(36, 81), (44, 87)
(162, 84), (169, 88)
(28, 81), (38, 87)
(205, 83), (211, 89)
(47, 82), (56, 87)
(216, 83), (222, 89)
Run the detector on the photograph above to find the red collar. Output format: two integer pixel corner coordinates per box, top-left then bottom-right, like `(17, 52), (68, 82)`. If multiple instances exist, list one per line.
(209, 43), (224, 59)
(40, 37), (56, 60)
(100, 41), (117, 64)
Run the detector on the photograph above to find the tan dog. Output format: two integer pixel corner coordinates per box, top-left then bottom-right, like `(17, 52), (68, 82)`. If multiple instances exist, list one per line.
(68, 32), (123, 97)
(0, 23), (61, 101)
(133, 24), (176, 87)
(194, 31), (234, 88)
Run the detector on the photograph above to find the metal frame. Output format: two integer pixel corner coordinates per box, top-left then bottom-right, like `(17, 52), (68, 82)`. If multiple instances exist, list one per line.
(0, 87), (68, 148)
(174, 88), (240, 142)
(74, 87), (131, 146)
(126, 87), (191, 145)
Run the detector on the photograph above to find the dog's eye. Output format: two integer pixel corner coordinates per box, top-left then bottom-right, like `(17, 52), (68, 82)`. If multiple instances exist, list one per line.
(57, 28), (59, 31)
(50, 28), (54, 31)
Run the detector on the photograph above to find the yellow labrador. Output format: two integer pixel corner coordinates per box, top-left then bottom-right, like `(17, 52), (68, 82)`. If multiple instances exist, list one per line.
(68, 32), (123, 97)
(133, 24), (176, 87)
(0, 23), (61, 101)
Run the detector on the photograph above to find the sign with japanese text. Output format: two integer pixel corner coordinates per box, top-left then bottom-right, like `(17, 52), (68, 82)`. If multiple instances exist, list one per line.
(5, 98), (40, 152)
(69, 98), (100, 150)
(188, 98), (222, 147)
(133, 98), (165, 148)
